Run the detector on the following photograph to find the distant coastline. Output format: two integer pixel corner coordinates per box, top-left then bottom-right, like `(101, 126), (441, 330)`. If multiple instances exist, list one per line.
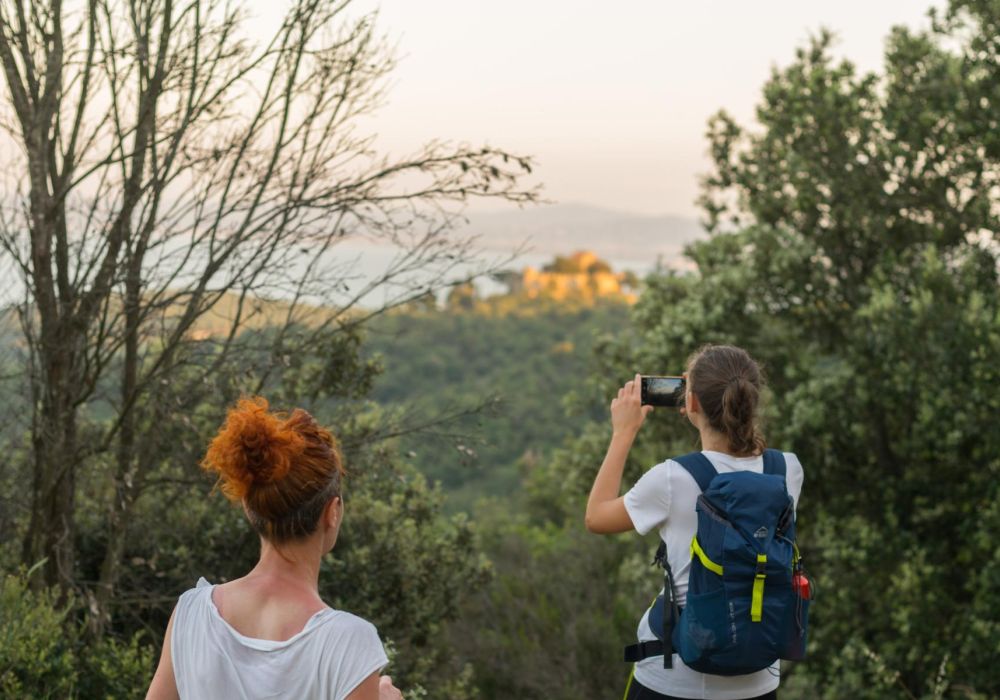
(457, 202), (706, 263)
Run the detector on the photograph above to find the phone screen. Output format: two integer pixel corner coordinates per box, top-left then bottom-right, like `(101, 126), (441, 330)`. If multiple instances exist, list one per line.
(641, 375), (686, 407)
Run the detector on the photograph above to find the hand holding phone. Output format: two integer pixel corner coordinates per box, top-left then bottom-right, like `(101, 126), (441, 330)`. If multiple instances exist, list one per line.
(610, 373), (653, 437)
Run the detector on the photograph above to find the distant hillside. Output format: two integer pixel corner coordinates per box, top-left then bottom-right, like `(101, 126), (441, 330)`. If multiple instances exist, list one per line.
(459, 203), (705, 265)
(365, 297), (629, 509)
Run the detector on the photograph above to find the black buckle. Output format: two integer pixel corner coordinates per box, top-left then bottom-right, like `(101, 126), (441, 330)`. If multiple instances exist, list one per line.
(623, 639), (665, 663)
(756, 559), (767, 575)
(651, 541), (666, 567)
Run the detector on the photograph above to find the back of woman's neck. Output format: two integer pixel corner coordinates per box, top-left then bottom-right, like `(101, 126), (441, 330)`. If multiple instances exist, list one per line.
(248, 540), (323, 595)
(699, 429), (739, 456)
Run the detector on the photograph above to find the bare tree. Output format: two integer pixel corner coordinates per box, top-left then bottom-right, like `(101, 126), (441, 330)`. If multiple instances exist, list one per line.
(0, 0), (536, 631)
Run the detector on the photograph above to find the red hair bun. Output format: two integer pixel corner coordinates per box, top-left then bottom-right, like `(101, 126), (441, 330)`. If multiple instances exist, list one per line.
(201, 396), (305, 500)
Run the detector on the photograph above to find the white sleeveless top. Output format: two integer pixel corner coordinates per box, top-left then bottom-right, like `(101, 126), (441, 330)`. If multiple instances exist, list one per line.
(171, 578), (388, 700)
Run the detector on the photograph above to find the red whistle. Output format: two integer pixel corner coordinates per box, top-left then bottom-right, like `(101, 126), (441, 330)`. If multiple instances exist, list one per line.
(792, 572), (811, 600)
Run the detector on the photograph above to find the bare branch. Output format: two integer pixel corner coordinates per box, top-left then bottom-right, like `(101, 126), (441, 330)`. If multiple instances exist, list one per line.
(0, 0), (539, 618)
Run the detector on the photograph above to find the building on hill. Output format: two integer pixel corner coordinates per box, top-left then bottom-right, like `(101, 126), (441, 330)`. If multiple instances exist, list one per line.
(502, 251), (637, 303)
(542, 250), (608, 274)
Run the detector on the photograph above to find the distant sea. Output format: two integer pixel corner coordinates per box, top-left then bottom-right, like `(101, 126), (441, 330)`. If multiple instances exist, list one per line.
(323, 203), (704, 307)
(0, 203), (704, 311)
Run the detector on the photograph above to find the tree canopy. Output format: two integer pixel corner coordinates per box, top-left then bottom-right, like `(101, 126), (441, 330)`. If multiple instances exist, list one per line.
(538, 4), (1000, 696)
(2, 1), (999, 698)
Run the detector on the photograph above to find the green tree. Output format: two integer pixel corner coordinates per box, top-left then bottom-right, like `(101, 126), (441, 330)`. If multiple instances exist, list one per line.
(448, 505), (641, 700)
(537, 5), (1000, 698)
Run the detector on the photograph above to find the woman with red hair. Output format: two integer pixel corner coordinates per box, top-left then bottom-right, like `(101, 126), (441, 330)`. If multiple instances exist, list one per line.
(146, 397), (402, 700)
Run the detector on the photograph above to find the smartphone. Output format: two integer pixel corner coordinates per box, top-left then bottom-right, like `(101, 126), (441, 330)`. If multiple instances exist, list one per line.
(640, 375), (686, 407)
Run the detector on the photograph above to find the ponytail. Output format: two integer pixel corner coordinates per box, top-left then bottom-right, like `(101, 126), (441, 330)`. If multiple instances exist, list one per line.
(688, 346), (766, 456)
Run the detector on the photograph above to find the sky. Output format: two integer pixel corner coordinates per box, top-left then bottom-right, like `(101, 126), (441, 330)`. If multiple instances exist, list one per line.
(252, 1), (946, 219)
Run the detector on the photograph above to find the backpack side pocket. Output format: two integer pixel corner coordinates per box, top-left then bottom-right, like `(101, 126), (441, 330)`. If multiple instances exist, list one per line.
(782, 594), (809, 660)
(674, 586), (731, 662)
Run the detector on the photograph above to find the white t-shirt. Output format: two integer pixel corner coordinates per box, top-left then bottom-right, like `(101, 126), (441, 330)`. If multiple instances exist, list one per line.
(171, 578), (389, 700)
(623, 450), (805, 700)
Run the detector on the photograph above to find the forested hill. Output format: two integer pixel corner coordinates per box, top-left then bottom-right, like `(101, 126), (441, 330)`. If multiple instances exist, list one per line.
(364, 294), (629, 509)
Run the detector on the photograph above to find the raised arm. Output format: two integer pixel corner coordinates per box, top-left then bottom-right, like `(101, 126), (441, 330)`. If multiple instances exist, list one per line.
(585, 373), (652, 534)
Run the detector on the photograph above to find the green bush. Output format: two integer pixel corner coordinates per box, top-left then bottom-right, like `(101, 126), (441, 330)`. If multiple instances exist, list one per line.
(0, 572), (77, 698)
(77, 634), (156, 700)
(0, 571), (154, 699)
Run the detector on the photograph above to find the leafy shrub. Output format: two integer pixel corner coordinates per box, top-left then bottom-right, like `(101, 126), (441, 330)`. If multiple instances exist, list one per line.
(0, 571), (154, 699)
(0, 572), (77, 698)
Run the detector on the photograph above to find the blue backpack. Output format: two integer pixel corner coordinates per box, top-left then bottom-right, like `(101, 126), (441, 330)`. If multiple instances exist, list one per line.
(624, 449), (809, 675)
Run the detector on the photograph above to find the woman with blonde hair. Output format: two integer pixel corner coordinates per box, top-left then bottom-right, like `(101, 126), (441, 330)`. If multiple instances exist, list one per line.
(147, 397), (402, 700)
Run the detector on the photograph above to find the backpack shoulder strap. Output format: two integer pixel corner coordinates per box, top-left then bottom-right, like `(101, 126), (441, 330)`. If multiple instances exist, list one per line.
(672, 452), (717, 493)
(762, 448), (787, 478)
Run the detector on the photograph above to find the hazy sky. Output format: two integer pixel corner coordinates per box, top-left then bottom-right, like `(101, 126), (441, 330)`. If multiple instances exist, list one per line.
(253, 1), (946, 219)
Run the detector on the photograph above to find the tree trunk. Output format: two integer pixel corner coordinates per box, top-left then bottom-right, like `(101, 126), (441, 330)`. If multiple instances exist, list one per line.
(22, 342), (79, 593)
(91, 252), (142, 636)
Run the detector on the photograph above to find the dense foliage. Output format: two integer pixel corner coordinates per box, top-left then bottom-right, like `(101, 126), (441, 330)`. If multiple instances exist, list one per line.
(2, 2), (999, 698)
(0, 572), (152, 698)
(532, 4), (1000, 698)
(364, 297), (627, 506)
(0, 329), (494, 698)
